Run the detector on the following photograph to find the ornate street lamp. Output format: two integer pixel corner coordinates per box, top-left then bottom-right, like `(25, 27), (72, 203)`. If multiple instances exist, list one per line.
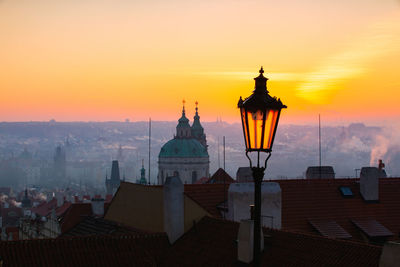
(238, 67), (286, 266)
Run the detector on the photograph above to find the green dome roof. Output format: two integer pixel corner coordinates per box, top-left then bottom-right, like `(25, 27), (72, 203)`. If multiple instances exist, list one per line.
(159, 138), (209, 158)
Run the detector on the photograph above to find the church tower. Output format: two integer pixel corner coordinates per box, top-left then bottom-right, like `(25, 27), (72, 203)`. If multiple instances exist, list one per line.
(105, 160), (121, 195)
(176, 100), (192, 138)
(53, 145), (66, 181)
(138, 159), (147, 185)
(158, 101), (209, 184)
(191, 101), (207, 148)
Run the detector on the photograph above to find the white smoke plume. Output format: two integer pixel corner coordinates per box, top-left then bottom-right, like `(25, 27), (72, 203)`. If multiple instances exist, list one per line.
(370, 125), (400, 172)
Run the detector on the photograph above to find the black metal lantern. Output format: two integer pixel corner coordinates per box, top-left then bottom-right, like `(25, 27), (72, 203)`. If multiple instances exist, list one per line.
(238, 67), (286, 154)
(237, 67), (286, 267)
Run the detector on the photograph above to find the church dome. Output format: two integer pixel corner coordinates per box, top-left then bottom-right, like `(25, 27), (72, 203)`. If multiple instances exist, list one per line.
(159, 138), (208, 158)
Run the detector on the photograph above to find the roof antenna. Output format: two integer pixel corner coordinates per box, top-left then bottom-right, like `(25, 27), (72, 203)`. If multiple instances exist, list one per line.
(148, 117), (151, 185)
(319, 114), (322, 178)
(223, 136), (226, 220)
(223, 136), (226, 171)
(218, 136), (221, 169)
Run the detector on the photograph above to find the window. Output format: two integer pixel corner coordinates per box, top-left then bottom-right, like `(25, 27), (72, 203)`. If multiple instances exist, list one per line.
(339, 186), (353, 197)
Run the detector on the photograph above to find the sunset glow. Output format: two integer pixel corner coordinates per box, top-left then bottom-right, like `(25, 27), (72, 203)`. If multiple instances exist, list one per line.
(1, 0), (399, 124)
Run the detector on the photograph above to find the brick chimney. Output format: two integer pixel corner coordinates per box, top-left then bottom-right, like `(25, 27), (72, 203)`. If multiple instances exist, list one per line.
(91, 198), (105, 217)
(360, 167), (379, 201)
(163, 175), (184, 244)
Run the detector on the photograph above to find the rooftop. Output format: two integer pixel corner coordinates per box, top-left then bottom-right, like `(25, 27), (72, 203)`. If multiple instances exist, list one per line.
(0, 216), (383, 267)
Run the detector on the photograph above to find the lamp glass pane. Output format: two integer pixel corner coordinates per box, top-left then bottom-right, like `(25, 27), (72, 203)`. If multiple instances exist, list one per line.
(262, 109), (279, 150)
(240, 107), (250, 149)
(246, 110), (264, 150)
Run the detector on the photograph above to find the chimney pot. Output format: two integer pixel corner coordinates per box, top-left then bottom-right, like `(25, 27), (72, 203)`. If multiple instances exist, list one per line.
(163, 175), (184, 244)
(91, 198), (105, 217)
(237, 219), (264, 263)
(360, 167), (379, 201)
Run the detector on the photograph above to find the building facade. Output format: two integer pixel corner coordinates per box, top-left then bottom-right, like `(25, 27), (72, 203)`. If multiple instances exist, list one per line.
(158, 102), (209, 184)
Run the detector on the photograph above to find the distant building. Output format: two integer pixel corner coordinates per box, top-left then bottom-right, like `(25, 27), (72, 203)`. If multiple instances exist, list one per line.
(157, 102), (209, 184)
(105, 160), (121, 195)
(236, 167), (253, 182)
(137, 160), (147, 185)
(306, 166), (335, 179)
(206, 168), (235, 184)
(21, 189), (32, 213)
(53, 145), (66, 181)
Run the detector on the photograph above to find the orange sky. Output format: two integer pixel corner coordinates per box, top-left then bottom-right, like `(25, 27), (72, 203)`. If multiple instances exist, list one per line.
(1, 0), (400, 125)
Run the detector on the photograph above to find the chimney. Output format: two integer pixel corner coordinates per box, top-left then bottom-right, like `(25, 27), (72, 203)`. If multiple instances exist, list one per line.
(237, 219), (264, 263)
(379, 241), (400, 267)
(163, 175), (184, 244)
(91, 198), (105, 217)
(378, 159), (387, 178)
(55, 192), (64, 207)
(227, 182), (281, 229)
(378, 159), (385, 171)
(360, 167), (379, 201)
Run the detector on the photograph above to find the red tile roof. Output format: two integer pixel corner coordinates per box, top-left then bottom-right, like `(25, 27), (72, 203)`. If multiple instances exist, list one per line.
(263, 227), (382, 267)
(60, 202), (110, 234)
(275, 178), (400, 242)
(183, 178), (400, 243)
(184, 184), (228, 217)
(207, 168), (236, 184)
(31, 198), (57, 217)
(161, 216), (382, 267)
(194, 177), (209, 184)
(30, 199), (71, 218)
(0, 216), (382, 266)
(61, 216), (149, 237)
(56, 202), (72, 217)
(0, 234), (169, 267)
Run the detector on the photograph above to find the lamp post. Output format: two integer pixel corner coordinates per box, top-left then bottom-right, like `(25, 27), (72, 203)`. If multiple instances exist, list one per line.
(238, 67), (286, 267)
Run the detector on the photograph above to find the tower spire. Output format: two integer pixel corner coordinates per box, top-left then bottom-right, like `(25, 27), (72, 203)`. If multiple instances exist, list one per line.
(176, 99), (190, 138)
(191, 101), (207, 148)
(139, 159), (147, 185)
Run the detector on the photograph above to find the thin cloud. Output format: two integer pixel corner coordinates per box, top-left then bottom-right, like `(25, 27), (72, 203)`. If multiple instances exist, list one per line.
(195, 71), (303, 81)
(295, 14), (400, 104)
